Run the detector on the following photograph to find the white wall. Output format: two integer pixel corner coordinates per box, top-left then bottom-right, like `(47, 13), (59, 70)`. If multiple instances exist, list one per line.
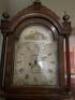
(0, 0), (7, 14)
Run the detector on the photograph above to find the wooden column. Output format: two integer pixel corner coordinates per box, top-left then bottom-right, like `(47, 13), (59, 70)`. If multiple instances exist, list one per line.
(62, 14), (72, 92)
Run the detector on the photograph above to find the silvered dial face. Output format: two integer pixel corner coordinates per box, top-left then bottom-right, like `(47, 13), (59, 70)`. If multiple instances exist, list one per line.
(13, 25), (58, 86)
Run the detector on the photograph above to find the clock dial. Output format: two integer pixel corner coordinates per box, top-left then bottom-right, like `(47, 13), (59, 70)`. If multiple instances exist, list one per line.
(13, 25), (58, 86)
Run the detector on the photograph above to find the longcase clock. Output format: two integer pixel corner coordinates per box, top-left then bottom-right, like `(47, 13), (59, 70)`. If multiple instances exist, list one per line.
(0, 0), (72, 100)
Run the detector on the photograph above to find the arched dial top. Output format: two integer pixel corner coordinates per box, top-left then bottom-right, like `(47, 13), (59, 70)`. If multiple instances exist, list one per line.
(13, 24), (58, 87)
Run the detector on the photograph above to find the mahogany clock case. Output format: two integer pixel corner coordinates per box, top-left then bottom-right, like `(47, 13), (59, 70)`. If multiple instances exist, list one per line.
(0, 1), (71, 99)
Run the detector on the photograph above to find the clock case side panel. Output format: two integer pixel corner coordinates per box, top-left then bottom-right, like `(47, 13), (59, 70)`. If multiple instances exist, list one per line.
(3, 34), (15, 88)
(0, 2), (65, 98)
(0, 15), (15, 97)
